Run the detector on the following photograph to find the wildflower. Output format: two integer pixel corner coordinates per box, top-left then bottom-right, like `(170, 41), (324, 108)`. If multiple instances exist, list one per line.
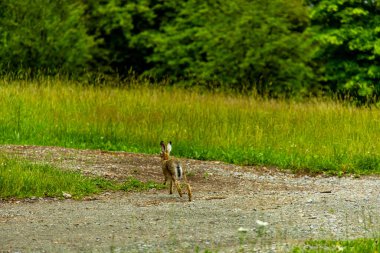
(256, 220), (269, 226)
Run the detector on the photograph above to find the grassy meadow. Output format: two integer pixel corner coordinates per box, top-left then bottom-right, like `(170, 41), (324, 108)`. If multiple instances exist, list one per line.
(1, 77), (380, 175)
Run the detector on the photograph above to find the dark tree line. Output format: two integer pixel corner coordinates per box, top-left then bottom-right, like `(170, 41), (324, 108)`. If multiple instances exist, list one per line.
(1, 0), (380, 99)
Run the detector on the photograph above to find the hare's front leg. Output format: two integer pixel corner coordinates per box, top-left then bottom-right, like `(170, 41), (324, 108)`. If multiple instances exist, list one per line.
(163, 176), (167, 185)
(182, 173), (192, 201)
(185, 183), (192, 201)
(171, 175), (183, 197)
(169, 179), (174, 194)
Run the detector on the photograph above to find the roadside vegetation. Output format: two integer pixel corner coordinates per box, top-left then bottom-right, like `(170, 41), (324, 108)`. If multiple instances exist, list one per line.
(292, 238), (380, 253)
(0, 155), (164, 200)
(1, 78), (380, 176)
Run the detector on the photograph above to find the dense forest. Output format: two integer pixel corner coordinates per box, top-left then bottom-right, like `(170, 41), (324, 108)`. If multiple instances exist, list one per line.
(0, 0), (380, 100)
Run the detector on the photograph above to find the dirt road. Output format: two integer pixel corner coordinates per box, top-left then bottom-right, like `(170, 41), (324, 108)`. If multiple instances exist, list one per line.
(0, 145), (379, 252)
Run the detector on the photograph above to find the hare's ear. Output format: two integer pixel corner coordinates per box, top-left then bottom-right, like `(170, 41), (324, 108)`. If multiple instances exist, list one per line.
(160, 141), (166, 152)
(167, 141), (172, 154)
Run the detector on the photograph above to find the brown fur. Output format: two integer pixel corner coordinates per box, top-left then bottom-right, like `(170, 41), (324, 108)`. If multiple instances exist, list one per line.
(160, 141), (192, 201)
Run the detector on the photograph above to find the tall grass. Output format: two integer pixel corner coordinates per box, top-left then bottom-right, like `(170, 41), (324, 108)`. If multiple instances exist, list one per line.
(1, 77), (380, 174)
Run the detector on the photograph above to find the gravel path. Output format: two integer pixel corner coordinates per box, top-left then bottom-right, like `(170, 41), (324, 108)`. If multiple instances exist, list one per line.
(0, 145), (379, 252)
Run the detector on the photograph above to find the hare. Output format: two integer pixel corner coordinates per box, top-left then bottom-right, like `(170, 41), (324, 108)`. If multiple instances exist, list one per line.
(160, 141), (192, 201)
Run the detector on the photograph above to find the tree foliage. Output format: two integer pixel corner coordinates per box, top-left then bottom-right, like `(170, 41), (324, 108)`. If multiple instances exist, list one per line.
(0, 0), (379, 100)
(142, 0), (314, 96)
(0, 0), (95, 75)
(310, 0), (380, 99)
(83, 0), (158, 73)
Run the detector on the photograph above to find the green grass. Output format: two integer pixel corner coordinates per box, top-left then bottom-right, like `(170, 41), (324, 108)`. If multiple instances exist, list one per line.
(196, 237), (380, 253)
(0, 156), (165, 200)
(291, 238), (380, 253)
(0, 156), (109, 199)
(1, 77), (380, 174)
